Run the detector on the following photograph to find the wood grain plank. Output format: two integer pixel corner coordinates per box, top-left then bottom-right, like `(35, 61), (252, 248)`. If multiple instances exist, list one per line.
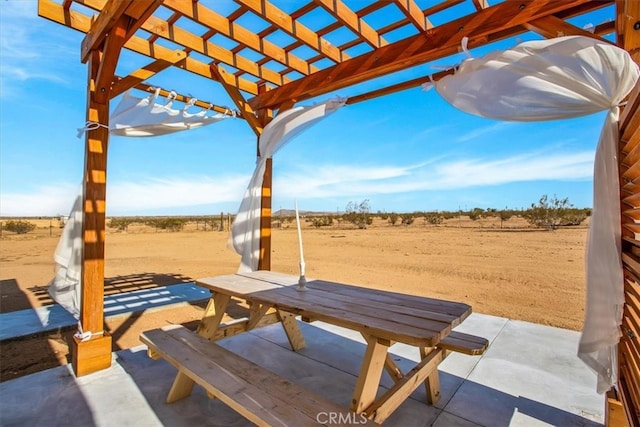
(248, 288), (449, 346)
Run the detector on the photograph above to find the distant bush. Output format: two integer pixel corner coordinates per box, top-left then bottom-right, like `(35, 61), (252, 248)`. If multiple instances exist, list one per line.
(388, 213), (399, 226)
(145, 217), (186, 232)
(424, 214), (443, 225)
(523, 195), (586, 230)
(468, 208), (485, 221)
(108, 217), (134, 231)
(311, 216), (333, 228)
(4, 220), (36, 234)
(343, 200), (372, 229)
(401, 214), (414, 226)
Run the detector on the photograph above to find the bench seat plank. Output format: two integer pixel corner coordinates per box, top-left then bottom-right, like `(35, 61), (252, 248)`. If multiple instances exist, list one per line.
(141, 325), (379, 427)
(437, 331), (489, 355)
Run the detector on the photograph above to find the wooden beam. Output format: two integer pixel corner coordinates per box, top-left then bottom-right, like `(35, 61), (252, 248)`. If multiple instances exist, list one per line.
(618, 0), (640, 61)
(346, 68), (455, 106)
(422, 0), (465, 17)
(81, 0), (162, 62)
(92, 14), (127, 104)
(392, 0), (430, 32)
(314, 0), (386, 48)
(248, 0), (598, 110)
(471, 0), (489, 11)
(81, 0), (130, 62)
(258, 157), (272, 271)
(74, 49), (113, 376)
(131, 82), (241, 117)
(210, 64), (263, 136)
(236, 0), (345, 63)
(109, 51), (187, 98)
(163, 0), (317, 77)
(524, 15), (614, 43)
(38, 0), (260, 95)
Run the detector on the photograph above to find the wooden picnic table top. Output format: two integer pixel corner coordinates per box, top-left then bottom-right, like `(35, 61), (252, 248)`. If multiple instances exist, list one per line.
(196, 271), (472, 348)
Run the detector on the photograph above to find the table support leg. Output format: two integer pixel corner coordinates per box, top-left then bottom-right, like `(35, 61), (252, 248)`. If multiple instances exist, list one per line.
(351, 335), (389, 413)
(420, 347), (441, 404)
(168, 293), (231, 402)
(197, 293), (231, 339)
(366, 348), (445, 423)
(384, 354), (404, 383)
(277, 309), (306, 350)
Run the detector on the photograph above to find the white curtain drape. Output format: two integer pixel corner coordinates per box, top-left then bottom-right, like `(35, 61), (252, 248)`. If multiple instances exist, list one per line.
(109, 89), (229, 137)
(47, 188), (83, 318)
(434, 35), (639, 393)
(230, 98), (346, 272)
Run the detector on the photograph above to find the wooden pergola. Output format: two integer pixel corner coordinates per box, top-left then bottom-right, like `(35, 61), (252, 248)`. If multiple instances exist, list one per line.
(38, 0), (639, 424)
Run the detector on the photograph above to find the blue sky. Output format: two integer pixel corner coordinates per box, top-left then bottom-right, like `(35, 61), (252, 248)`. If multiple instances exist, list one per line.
(0, 1), (614, 217)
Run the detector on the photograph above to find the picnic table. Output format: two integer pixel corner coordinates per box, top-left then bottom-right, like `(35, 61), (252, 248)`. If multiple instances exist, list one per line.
(141, 271), (487, 424)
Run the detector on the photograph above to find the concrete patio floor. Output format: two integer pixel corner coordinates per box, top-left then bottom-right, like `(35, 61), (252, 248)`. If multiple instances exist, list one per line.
(0, 313), (604, 426)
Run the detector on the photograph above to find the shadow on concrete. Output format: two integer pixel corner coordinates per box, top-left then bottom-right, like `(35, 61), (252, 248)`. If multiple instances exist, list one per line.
(0, 278), (33, 313)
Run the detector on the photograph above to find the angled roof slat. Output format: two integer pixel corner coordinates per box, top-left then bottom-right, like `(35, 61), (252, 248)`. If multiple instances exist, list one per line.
(313, 0), (386, 48)
(163, 0), (317, 76)
(235, 0), (346, 63)
(81, 0), (164, 62)
(523, 15), (614, 43)
(392, 0), (431, 32)
(110, 50), (187, 98)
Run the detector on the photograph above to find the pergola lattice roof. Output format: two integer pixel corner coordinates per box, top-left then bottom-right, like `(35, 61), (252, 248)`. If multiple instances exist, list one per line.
(38, 0), (636, 135)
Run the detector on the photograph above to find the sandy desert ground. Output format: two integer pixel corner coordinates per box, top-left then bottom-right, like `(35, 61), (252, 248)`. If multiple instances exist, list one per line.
(0, 215), (588, 380)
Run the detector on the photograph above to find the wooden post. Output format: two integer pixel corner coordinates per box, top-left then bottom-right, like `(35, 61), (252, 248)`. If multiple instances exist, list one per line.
(72, 49), (112, 377)
(258, 157), (272, 270)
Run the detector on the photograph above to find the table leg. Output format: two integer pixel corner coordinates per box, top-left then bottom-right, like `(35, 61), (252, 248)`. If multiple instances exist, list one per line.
(167, 292), (231, 402)
(197, 293), (231, 339)
(277, 309), (306, 351)
(351, 335), (389, 413)
(365, 348), (445, 423)
(420, 347), (441, 404)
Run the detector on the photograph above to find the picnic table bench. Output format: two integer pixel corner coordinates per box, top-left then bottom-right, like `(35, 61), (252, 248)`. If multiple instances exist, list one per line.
(140, 271), (489, 424)
(141, 325), (379, 426)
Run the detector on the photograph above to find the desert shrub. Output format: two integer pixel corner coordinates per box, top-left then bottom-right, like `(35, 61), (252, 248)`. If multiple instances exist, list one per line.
(388, 213), (399, 226)
(145, 217), (186, 232)
(311, 216), (333, 228)
(3, 220), (36, 234)
(424, 214), (443, 225)
(468, 208), (485, 221)
(523, 195), (584, 230)
(378, 212), (389, 220)
(108, 217), (134, 231)
(498, 209), (513, 229)
(401, 214), (414, 225)
(343, 200), (372, 229)
(442, 211), (458, 220)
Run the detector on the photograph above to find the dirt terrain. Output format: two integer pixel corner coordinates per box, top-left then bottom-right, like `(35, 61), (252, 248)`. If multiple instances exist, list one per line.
(0, 216), (588, 381)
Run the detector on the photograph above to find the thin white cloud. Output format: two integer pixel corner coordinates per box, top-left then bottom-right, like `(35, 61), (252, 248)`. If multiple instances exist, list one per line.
(274, 150), (593, 200)
(0, 150), (593, 216)
(107, 176), (249, 213)
(0, 2), (77, 97)
(0, 175), (250, 216)
(456, 122), (516, 142)
(0, 183), (79, 217)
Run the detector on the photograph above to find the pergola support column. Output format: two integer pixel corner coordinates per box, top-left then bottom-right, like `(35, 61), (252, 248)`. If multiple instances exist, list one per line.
(72, 49), (112, 376)
(258, 158), (272, 270)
